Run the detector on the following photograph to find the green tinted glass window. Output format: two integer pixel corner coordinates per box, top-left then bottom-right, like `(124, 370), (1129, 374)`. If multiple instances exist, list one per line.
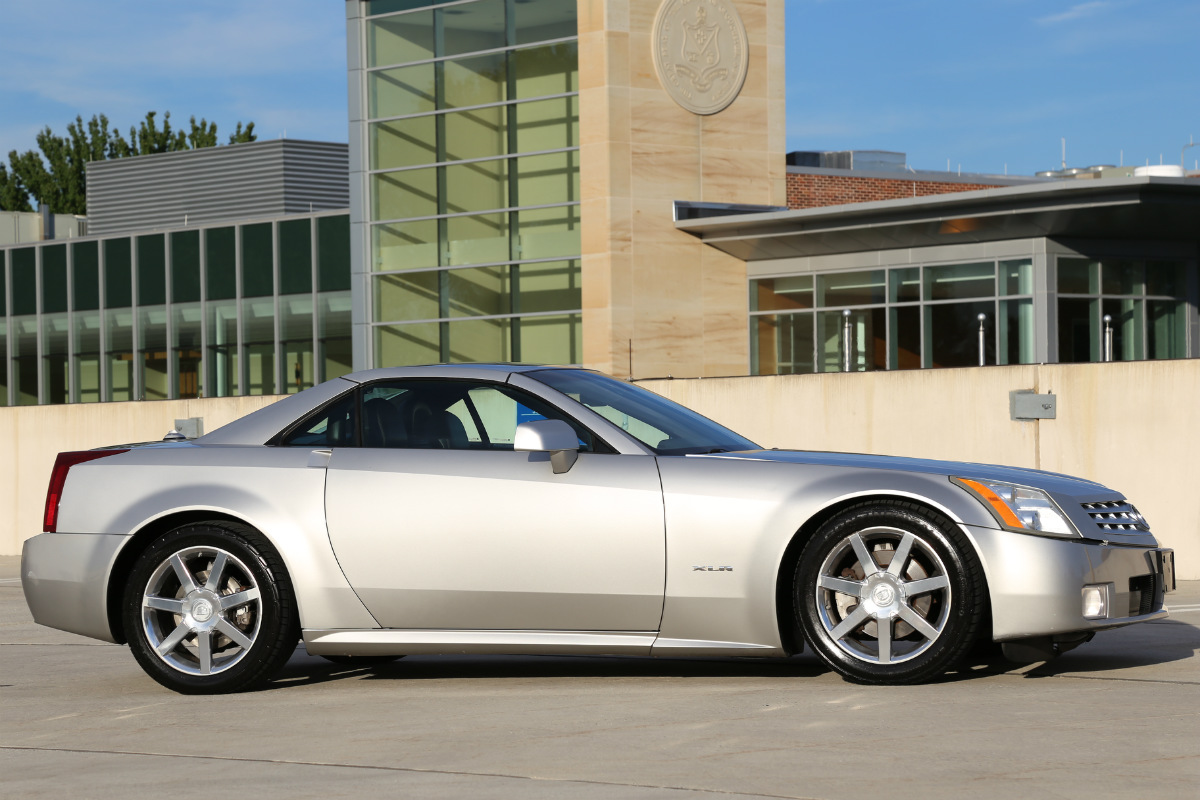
(447, 316), (510, 362)
(514, 0), (576, 45)
(1058, 258), (1098, 294)
(445, 159), (508, 215)
(751, 276), (813, 313)
(375, 321), (439, 366)
(137, 234), (166, 306)
(1102, 260), (1144, 295)
(11, 248), (37, 315)
(516, 314), (580, 365)
(449, 265), (510, 317)
(369, 62), (436, 119)
(1146, 261), (1185, 298)
(514, 259), (580, 314)
(241, 223), (273, 298)
(440, 0), (505, 57)
(1148, 299), (1186, 358)
(371, 117), (438, 170)
(817, 270), (885, 307)
(42, 244), (68, 313)
(374, 218), (439, 271)
(514, 96), (578, 152)
(443, 52), (506, 108)
(366, 0), (438, 17)
(923, 262), (994, 301)
(205, 227), (236, 300)
(443, 105), (506, 162)
(171, 230), (201, 303)
(373, 168), (438, 221)
(513, 206), (577, 261)
(889, 268), (920, 303)
(753, 313), (816, 375)
(318, 215), (352, 293)
(368, 10), (434, 67)
(375, 270), (440, 323)
(513, 41), (578, 98)
(513, 151), (577, 206)
(104, 239), (132, 308)
(72, 241), (100, 311)
(279, 219), (313, 295)
(1000, 259), (1033, 296)
(447, 211), (510, 265)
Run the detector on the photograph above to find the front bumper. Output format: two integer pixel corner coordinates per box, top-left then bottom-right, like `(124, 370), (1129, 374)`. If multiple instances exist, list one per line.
(21, 532), (129, 644)
(962, 525), (1172, 642)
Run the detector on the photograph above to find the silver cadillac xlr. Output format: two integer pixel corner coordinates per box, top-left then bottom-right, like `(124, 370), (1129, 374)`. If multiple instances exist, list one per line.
(22, 365), (1176, 693)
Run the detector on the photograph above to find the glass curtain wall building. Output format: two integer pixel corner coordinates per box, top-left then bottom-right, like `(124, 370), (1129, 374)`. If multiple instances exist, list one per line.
(353, 0), (581, 367)
(751, 255), (1191, 375)
(0, 212), (352, 406)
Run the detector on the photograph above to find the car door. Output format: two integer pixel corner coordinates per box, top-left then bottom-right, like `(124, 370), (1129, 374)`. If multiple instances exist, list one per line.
(322, 378), (666, 631)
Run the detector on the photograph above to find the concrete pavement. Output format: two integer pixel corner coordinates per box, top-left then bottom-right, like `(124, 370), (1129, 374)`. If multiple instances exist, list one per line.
(2, 555), (1197, 799)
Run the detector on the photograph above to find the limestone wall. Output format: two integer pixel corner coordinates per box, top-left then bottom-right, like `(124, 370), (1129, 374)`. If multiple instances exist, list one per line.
(0, 396), (284, 557)
(3, 361), (1195, 581)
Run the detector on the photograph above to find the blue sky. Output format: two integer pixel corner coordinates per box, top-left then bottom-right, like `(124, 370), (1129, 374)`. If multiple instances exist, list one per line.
(1, 0), (1196, 177)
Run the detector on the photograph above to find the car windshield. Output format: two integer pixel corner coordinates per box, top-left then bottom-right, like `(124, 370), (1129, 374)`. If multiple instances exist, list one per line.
(528, 369), (760, 455)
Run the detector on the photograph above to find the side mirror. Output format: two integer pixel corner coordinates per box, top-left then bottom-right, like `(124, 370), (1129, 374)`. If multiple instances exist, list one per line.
(514, 419), (580, 474)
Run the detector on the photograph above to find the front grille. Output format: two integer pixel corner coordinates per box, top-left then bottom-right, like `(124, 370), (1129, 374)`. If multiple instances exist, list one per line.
(1081, 500), (1151, 532)
(1128, 574), (1159, 615)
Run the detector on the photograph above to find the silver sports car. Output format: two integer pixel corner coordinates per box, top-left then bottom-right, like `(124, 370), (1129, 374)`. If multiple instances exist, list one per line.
(22, 365), (1175, 693)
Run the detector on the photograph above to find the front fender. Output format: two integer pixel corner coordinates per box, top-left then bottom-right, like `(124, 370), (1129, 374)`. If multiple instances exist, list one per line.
(653, 458), (997, 652)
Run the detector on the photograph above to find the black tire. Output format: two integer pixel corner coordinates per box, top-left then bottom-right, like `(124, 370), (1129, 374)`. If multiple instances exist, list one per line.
(319, 655), (405, 666)
(794, 500), (985, 684)
(122, 522), (300, 694)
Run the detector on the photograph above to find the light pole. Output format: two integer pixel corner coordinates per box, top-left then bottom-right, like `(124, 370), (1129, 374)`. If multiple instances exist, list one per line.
(1103, 314), (1113, 362)
(977, 313), (987, 366)
(842, 309), (852, 372)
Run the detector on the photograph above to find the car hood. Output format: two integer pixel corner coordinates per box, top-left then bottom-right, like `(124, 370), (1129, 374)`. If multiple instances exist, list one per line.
(695, 449), (1113, 499)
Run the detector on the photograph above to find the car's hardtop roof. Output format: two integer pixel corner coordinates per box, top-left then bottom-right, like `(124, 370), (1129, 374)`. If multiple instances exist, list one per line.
(340, 363), (580, 384)
(196, 365), (595, 446)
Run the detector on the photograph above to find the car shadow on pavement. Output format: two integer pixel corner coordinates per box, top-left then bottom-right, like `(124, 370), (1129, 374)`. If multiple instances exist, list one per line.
(264, 650), (832, 690)
(1016, 620), (1200, 679)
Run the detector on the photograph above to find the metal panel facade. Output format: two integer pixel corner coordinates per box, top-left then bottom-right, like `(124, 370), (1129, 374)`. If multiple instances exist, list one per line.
(86, 140), (349, 235)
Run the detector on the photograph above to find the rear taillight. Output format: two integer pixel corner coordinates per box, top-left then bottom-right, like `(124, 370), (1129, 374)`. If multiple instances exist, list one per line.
(43, 450), (129, 532)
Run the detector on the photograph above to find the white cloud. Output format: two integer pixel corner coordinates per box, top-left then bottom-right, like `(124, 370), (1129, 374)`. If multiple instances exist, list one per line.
(1037, 1), (1113, 26)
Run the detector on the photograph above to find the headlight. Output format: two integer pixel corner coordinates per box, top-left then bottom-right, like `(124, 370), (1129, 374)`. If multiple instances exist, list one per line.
(953, 477), (1078, 537)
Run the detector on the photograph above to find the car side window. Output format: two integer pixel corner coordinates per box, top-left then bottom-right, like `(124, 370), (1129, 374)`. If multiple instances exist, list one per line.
(355, 379), (605, 452)
(280, 392), (358, 447)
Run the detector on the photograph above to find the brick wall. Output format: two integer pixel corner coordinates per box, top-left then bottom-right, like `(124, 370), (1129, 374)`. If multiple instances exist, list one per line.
(786, 172), (1009, 209)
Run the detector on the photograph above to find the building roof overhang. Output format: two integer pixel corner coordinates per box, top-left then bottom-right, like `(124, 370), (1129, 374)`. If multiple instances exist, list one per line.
(675, 177), (1200, 261)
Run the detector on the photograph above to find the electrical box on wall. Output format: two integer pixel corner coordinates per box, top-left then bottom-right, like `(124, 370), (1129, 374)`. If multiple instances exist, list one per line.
(1010, 391), (1056, 421)
(173, 418), (204, 439)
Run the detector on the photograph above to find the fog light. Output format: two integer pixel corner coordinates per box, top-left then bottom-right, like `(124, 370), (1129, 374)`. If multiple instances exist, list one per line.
(1082, 585), (1109, 619)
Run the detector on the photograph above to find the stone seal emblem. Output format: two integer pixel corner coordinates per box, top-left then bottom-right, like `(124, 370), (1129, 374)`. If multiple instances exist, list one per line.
(652, 0), (749, 116)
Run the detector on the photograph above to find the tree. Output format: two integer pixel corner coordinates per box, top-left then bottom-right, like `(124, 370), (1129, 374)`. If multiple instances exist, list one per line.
(0, 111), (257, 214)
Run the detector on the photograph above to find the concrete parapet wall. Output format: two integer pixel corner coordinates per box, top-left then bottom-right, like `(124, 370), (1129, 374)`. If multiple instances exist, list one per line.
(0, 396), (284, 557)
(640, 361), (1199, 580)
(3, 361), (1196, 580)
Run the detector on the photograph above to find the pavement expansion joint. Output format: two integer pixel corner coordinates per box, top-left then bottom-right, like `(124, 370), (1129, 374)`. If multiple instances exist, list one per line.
(0, 746), (830, 800)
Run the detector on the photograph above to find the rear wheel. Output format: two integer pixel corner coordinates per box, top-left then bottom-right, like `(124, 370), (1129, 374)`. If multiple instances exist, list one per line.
(795, 501), (985, 684)
(122, 523), (299, 694)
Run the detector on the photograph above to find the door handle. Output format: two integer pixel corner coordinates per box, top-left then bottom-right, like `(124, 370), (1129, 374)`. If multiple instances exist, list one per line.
(307, 449), (332, 468)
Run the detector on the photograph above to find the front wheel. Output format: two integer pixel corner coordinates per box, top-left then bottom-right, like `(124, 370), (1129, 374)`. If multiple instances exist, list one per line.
(122, 522), (299, 694)
(795, 501), (986, 684)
